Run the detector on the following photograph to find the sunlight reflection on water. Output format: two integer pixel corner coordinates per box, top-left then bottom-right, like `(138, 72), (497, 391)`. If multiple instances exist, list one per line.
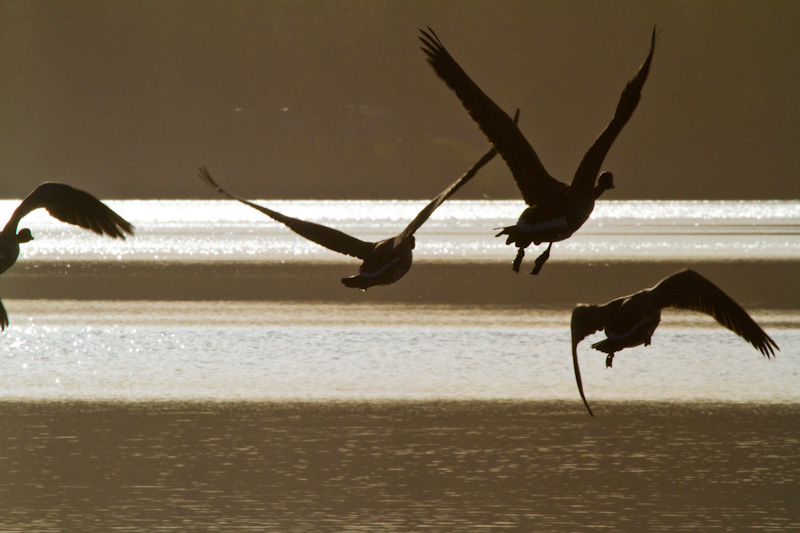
(0, 201), (796, 530)
(1, 301), (797, 403)
(2, 199), (798, 262)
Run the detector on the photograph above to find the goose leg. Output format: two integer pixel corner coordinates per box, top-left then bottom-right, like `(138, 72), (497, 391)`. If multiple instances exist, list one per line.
(530, 242), (553, 275)
(512, 247), (525, 273)
(605, 352), (615, 368)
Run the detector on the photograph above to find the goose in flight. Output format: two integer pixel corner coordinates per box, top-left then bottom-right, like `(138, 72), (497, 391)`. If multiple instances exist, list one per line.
(419, 27), (656, 274)
(570, 269), (779, 416)
(0, 182), (134, 329)
(197, 118), (514, 290)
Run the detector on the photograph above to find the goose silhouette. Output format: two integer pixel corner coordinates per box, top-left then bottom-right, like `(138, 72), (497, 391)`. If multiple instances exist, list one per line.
(419, 27), (656, 274)
(198, 118), (515, 290)
(570, 269), (779, 416)
(0, 182), (134, 329)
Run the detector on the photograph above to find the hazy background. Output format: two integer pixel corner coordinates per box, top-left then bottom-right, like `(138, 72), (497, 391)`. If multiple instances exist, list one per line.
(1, 0), (798, 200)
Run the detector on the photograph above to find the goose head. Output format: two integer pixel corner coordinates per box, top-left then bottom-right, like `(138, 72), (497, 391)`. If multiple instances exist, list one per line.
(17, 229), (34, 244)
(594, 172), (615, 198)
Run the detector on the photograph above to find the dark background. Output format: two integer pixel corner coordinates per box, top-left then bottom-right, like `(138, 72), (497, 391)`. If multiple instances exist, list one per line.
(2, 0), (798, 200)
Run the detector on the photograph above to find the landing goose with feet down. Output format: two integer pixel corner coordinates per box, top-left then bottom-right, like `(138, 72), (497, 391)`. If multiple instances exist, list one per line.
(419, 27), (656, 274)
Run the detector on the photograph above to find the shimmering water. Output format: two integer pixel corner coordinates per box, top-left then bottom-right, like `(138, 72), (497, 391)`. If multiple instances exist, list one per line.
(5, 199), (799, 262)
(0, 199), (798, 530)
(1, 300), (798, 405)
(0, 199), (798, 403)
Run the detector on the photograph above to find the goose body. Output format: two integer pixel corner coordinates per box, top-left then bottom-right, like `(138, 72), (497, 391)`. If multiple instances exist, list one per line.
(570, 269), (779, 416)
(341, 235), (414, 290)
(419, 27), (655, 274)
(0, 182), (134, 329)
(198, 126), (512, 290)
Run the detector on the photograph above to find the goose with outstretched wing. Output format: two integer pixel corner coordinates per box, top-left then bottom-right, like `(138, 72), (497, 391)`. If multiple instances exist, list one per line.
(198, 117), (515, 290)
(0, 182), (134, 329)
(419, 27), (656, 274)
(570, 269), (779, 416)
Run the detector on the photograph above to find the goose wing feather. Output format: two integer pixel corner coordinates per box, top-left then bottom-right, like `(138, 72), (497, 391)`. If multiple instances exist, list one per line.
(198, 167), (374, 260)
(419, 28), (564, 206)
(571, 27), (656, 190)
(395, 109), (519, 247)
(12, 182), (133, 238)
(650, 269), (779, 358)
(0, 298), (8, 331)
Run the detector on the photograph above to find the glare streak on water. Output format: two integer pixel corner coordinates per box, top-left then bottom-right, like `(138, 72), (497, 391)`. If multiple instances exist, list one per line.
(2, 199), (798, 262)
(0, 199), (797, 403)
(1, 301), (797, 403)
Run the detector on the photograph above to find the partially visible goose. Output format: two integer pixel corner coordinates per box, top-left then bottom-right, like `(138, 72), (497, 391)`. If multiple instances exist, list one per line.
(419, 27), (656, 274)
(0, 182), (134, 329)
(198, 117), (514, 290)
(570, 269), (779, 416)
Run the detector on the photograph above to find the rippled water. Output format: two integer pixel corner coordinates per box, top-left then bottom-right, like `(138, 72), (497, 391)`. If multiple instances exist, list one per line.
(2, 401), (798, 531)
(4, 199), (799, 262)
(1, 301), (797, 404)
(0, 199), (798, 530)
(2, 199), (797, 403)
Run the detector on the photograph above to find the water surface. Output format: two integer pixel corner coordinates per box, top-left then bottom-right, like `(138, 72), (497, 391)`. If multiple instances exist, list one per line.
(1, 300), (796, 404)
(1, 400), (798, 531)
(0, 199), (797, 530)
(5, 199), (798, 262)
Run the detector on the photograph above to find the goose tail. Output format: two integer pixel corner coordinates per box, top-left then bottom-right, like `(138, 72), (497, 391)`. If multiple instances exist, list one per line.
(495, 225), (524, 246)
(341, 275), (369, 291)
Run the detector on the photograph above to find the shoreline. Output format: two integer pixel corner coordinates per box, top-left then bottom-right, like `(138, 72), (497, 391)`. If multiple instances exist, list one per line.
(4, 259), (798, 308)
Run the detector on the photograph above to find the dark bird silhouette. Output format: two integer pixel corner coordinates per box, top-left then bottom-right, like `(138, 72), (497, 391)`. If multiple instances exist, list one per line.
(570, 269), (779, 416)
(198, 118), (515, 290)
(419, 27), (656, 274)
(0, 182), (134, 329)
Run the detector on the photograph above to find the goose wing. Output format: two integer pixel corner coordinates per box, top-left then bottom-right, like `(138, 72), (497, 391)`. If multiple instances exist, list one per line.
(0, 298), (8, 331)
(9, 182), (133, 238)
(570, 300), (624, 416)
(394, 109), (519, 247)
(572, 27), (656, 190)
(198, 167), (375, 260)
(650, 269), (779, 358)
(419, 28), (564, 206)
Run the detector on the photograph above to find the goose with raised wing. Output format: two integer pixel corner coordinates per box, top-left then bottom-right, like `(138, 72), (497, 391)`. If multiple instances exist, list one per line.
(198, 120), (514, 290)
(419, 27), (655, 274)
(570, 269), (779, 416)
(0, 182), (134, 329)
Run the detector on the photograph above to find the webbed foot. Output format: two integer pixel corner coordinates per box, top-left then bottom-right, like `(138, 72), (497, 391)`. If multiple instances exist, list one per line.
(512, 248), (525, 273)
(530, 243), (553, 275)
